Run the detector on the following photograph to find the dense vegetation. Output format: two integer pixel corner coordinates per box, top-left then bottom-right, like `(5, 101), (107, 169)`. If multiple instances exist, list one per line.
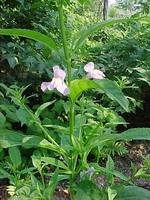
(0, 0), (150, 199)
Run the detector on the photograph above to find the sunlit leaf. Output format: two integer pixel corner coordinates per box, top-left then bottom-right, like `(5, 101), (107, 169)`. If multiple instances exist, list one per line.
(41, 157), (68, 170)
(108, 187), (117, 200)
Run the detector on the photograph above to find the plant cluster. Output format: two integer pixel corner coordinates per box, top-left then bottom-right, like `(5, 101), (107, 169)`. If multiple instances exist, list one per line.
(0, 0), (150, 200)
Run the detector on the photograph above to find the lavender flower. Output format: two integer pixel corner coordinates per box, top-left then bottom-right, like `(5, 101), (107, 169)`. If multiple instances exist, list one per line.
(41, 66), (69, 96)
(84, 62), (105, 79)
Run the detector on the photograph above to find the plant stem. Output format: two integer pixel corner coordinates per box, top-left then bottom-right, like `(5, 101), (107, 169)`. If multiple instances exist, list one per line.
(58, 2), (77, 199)
(21, 102), (66, 154)
(58, 2), (71, 85)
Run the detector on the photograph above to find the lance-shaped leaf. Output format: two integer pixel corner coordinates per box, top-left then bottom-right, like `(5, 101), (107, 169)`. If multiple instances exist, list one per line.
(0, 29), (64, 60)
(86, 128), (150, 151)
(72, 18), (135, 51)
(0, 129), (24, 148)
(41, 157), (69, 170)
(35, 100), (56, 117)
(115, 186), (150, 200)
(22, 135), (66, 155)
(70, 78), (129, 112)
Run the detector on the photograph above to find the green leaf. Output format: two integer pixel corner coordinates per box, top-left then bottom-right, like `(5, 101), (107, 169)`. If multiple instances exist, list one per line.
(31, 155), (41, 169)
(35, 100), (56, 117)
(73, 18), (135, 51)
(108, 187), (117, 200)
(115, 186), (150, 200)
(0, 29), (64, 60)
(70, 79), (98, 103)
(97, 79), (129, 112)
(16, 108), (30, 126)
(77, 0), (91, 5)
(0, 112), (6, 128)
(16, 0), (24, 6)
(89, 163), (129, 182)
(7, 56), (18, 68)
(0, 91), (4, 97)
(44, 168), (59, 199)
(0, 168), (14, 179)
(106, 156), (115, 185)
(0, 129), (24, 148)
(22, 135), (66, 155)
(75, 180), (107, 200)
(120, 128), (150, 140)
(41, 157), (68, 170)
(30, 173), (43, 190)
(8, 147), (21, 169)
(87, 128), (150, 151)
(70, 79), (129, 112)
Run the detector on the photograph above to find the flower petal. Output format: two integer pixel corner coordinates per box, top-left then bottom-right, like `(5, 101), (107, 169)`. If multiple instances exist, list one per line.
(90, 69), (105, 79)
(53, 66), (66, 80)
(41, 82), (50, 91)
(47, 78), (61, 90)
(56, 81), (70, 96)
(84, 62), (94, 72)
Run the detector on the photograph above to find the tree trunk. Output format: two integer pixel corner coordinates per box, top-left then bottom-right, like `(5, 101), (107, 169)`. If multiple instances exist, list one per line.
(103, 0), (108, 20)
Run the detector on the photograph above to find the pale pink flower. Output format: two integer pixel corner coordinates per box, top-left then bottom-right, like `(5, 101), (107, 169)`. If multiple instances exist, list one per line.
(41, 66), (69, 96)
(84, 62), (105, 79)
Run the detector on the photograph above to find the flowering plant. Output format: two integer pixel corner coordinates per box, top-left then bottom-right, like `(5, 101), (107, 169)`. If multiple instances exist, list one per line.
(1, 1), (150, 200)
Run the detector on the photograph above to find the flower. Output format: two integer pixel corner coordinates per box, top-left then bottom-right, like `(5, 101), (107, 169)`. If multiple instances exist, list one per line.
(84, 62), (105, 79)
(41, 66), (69, 96)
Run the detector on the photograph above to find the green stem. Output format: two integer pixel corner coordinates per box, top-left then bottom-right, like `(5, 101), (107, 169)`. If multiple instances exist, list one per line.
(21, 102), (66, 154)
(58, 3), (77, 199)
(58, 1), (75, 153)
(58, 2), (71, 85)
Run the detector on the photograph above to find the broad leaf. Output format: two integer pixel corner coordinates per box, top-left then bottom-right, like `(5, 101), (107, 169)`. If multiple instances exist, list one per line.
(70, 79), (129, 112)
(115, 186), (150, 200)
(16, 108), (30, 126)
(8, 146), (21, 169)
(0, 29), (64, 60)
(76, 180), (107, 200)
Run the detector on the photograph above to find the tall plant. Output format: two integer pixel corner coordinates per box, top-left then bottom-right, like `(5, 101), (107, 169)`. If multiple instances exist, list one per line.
(0, 0), (150, 199)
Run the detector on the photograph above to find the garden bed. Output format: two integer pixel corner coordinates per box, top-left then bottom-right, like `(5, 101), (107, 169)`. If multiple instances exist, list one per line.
(0, 140), (149, 200)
